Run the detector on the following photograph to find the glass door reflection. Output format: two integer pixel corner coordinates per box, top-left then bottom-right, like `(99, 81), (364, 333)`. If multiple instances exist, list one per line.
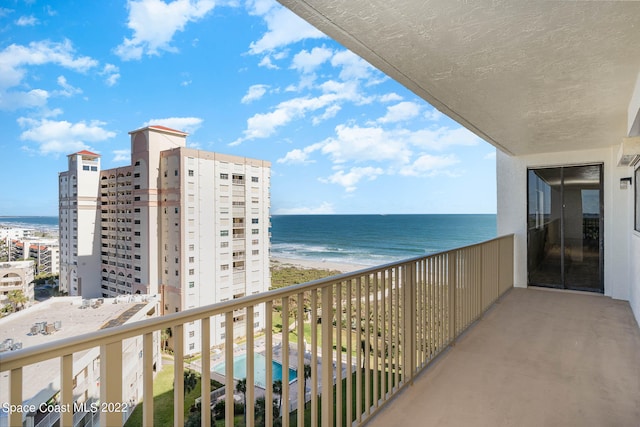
(527, 165), (603, 292)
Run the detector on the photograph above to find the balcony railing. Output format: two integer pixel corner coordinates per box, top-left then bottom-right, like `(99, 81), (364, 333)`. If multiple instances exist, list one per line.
(0, 235), (513, 427)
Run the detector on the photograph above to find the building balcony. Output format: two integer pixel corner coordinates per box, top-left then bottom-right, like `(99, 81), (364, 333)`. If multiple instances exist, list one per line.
(2, 234), (638, 426)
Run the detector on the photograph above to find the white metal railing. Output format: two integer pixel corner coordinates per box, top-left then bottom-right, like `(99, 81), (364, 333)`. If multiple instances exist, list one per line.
(0, 235), (513, 427)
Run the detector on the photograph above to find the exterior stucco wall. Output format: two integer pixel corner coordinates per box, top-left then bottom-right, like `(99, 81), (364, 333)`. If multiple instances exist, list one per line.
(631, 231), (640, 327)
(497, 146), (635, 315)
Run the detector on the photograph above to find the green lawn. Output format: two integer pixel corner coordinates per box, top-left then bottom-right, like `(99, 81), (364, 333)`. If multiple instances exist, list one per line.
(124, 365), (204, 427)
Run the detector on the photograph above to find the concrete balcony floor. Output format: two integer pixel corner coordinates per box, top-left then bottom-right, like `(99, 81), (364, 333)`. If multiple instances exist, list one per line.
(367, 288), (640, 427)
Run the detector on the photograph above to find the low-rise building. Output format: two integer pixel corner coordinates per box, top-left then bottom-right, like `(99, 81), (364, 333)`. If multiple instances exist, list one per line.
(0, 295), (160, 427)
(0, 261), (35, 309)
(9, 239), (60, 275)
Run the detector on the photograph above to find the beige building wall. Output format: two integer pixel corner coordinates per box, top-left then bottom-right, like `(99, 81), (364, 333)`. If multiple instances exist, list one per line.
(0, 260), (35, 307)
(159, 146), (271, 351)
(59, 126), (272, 353)
(58, 152), (101, 297)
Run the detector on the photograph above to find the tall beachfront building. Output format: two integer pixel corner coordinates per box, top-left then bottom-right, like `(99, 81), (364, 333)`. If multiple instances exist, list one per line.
(58, 126), (271, 350)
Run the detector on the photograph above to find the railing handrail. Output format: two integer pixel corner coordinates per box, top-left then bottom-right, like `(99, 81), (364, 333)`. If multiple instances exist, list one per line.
(0, 233), (514, 372)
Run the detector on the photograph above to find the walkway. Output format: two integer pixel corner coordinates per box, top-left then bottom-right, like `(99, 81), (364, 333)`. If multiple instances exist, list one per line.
(367, 287), (640, 427)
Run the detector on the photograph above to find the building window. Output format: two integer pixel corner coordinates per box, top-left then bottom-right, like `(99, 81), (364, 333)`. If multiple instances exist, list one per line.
(252, 218), (259, 224)
(220, 230), (229, 237)
(251, 176), (259, 182)
(252, 229), (259, 235)
(188, 170), (194, 176)
(91, 166), (98, 171)
(252, 250), (259, 255)
(175, 170), (178, 176)
(175, 270), (179, 276)
(83, 165), (90, 171)
(221, 264), (229, 271)
(220, 173), (228, 180)
(189, 244), (194, 251)
(221, 241), (229, 248)
(189, 257), (194, 263)
(189, 281), (195, 288)
(175, 207), (179, 213)
(189, 269), (194, 275)
(252, 239), (259, 245)
(189, 331), (195, 338)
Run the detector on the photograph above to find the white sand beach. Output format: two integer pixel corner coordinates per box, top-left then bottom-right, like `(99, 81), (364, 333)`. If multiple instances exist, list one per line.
(271, 256), (368, 274)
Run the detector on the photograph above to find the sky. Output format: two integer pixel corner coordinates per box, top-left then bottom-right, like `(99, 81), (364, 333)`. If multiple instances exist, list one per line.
(0, 0), (497, 216)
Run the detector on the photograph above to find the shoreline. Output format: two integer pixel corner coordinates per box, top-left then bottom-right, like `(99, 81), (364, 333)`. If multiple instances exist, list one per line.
(271, 256), (368, 274)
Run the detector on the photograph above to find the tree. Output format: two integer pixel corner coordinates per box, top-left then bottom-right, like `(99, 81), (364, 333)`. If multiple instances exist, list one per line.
(272, 380), (283, 415)
(236, 378), (247, 422)
(184, 370), (197, 394)
(255, 397), (280, 426)
(7, 290), (28, 312)
(303, 364), (312, 397)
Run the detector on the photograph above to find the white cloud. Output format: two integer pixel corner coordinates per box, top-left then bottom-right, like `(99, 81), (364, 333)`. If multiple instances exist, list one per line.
(17, 118), (116, 155)
(0, 89), (49, 111)
(115, 0), (215, 60)
(291, 46), (333, 74)
(16, 15), (38, 26)
(55, 75), (82, 97)
(277, 142), (323, 164)
(247, 0), (325, 54)
(484, 150), (496, 160)
(274, 202), (335, 215)
(0, 39), (97, 111)
(143, 116), (203, 134)
(113, 149), (131, 163)
(312, 104), (341, 125)
(408, 127), (481, 151)
(321, 124), (412, 165)
(101, 64), (120, 86)
(241, 84), (269, 103)
(0, 39), (98, 89)
(258, 56), (279, 69)
(233, 80), (369, 145)
(320, 167), (384, 192)
(331, 50), (374, 81)
(424, 107), (443, 121)
(399, 154), (459, 177)
(377, 101), (421, 124)
(233, 92), (347, 144)
(379, 93), (403, 103)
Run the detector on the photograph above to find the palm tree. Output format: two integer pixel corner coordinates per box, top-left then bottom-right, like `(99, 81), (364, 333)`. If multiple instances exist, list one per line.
(303, 364), (312, 398)
(236, 378), (247, 422)
(272, 379), (283, 415)
(7, 290), (28, 312)
(184, 370), (198, 394)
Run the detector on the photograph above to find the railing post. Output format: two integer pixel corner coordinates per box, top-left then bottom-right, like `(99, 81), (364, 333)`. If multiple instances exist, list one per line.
(448, 252), (457, 344)
(143, 332), (154, 427)
(100, 341), (122, 427)
(321, 286), (334, 427)
(201, 318), (211, 427)
(403, 263), (416, 384)
(9, 368), (22, 427)
(173, 324), (185, 427)
(60, 354), (73, 427)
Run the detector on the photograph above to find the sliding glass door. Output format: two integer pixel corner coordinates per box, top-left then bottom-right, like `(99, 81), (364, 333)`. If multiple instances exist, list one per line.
(527, 164), (603, 292)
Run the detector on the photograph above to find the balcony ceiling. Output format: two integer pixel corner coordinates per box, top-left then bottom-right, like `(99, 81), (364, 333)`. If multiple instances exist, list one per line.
(278, 1), (640, 156)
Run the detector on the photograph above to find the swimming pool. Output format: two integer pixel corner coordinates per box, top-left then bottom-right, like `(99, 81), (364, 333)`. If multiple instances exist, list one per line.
(213, 353), (297, 388)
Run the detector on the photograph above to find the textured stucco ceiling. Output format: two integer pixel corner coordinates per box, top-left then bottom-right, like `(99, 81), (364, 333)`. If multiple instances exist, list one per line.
(278, 0), (640, 156)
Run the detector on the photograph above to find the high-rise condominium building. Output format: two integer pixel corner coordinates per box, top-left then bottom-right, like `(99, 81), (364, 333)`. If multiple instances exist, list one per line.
(58, 126), (271, 350)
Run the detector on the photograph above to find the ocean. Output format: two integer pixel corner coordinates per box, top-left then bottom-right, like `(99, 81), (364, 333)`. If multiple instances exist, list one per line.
(271, 214), (496, 266)
(0, 216), (59, 231)
(1, 214), (497, 266)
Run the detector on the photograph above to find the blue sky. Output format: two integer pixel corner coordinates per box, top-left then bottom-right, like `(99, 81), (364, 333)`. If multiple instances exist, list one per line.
(0, 0), (496, 216)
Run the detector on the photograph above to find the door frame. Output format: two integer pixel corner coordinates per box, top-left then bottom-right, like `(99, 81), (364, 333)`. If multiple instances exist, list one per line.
(526, 163), (604, 293)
